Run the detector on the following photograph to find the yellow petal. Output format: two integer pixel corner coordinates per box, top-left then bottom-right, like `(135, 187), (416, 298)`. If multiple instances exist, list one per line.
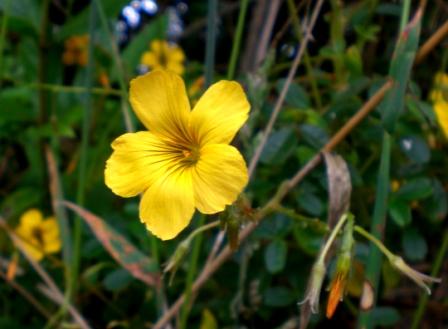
(168, 46), (185, 62)
(41, 218), (61, 253)
(129, 70), (191, 141)
(18, 209), (43, 235)
(139, 167), (195, 240)
(434, 102), (448, 138)
(21, 241), (44, 262)
(190, 81), (250, 146)
(150, 40), (164, 55)
(192, 144), (248, 214)
(105, 131), (182, 197)
(167, 61), (185, 75)
(141, 51), (159, 68)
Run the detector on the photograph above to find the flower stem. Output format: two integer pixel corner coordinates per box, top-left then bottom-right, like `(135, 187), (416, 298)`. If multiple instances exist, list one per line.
(317, 213), (349, 264)
(411, 229), (448, 329)
(70, 1), (96, 303)
(178, 214), (207, 329)
(227, 0), (249, 80)
(353, 225), (395, 260)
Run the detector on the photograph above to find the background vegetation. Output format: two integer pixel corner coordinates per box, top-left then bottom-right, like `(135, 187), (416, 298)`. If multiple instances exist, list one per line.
(0, 0), (447, 328)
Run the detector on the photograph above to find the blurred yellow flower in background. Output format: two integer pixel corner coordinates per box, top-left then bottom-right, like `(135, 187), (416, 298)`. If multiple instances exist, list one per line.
(105, 70), (250, 240)
(140, 40), (185, 75)
(430, 72), (448, 138)
(15, 209), (61, 261)
(62, 35), (89, 66)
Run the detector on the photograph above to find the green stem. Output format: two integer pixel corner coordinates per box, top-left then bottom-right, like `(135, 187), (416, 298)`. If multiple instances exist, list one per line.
(24, 83), (123, 96)
(411, 229), (448, 329)
(358, 2), (411, 327)
(205, 0), (218, 87)
(70, 2), (96, 302)
(94, 0), (134, 132)
(0, 0), (11, 87)
(178, 214), (207, 329)
(317, 213), (349, 263)
(353, 225), (395, 260)
(357, 132), (392, 329)
(227, 0), (249, 80)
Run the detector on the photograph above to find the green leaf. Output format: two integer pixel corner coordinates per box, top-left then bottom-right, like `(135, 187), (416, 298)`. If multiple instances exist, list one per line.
(259, 127), (298, 165)
(371, 307), (401, 326)
(402, 228), (427, 262)
(263, 287), (294, 307)
(296, 190), (324, 217)
(292, 225), (323, 256)
(395, 178), (433, 201)
(103, 268), (133, 291)
(422, 179), (448, 222)
(0, 0), (40, 33)
(299, 124), (329, 149)
(264, 239), (287, 274)
(388, 198), (411, 227)
(379, 10), (422, 132)
(277, 79), (310, 109)
(254, 214), (292, 239)
(399, 135), (430, 164)
(0, 87), (36, 123)
(64, 202), (160, 287)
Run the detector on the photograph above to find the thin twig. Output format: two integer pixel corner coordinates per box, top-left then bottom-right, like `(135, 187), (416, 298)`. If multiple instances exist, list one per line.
(415, 19), (448, 64)
(0, 270), (52, 319)
(38, 284), (92, 329)
(248, 0), (325, 178)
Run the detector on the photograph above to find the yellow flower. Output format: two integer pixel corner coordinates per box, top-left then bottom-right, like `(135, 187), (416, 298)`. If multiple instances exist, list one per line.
(140, 40), (185, 75)
(105, 70), (250, 240)
(430, 72), (448, 103)
(433, 101), (448, 138)
(430, 72), (448, 138)
(15, 209), (61, 261)
(62, 35), (89, 66)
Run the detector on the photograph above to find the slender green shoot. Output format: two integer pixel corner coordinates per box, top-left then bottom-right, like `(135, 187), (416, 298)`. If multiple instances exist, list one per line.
(205, 0), (217, 87)
(94, 0), (134, 132)
(411, 229), (448, 329)
(227, 0), (249, 80)
(0, 0), (11, 86)
(178, 214), (207, 329)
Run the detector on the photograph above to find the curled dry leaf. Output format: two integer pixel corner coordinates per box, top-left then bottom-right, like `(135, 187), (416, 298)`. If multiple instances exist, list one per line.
(64, 201), (160, 287)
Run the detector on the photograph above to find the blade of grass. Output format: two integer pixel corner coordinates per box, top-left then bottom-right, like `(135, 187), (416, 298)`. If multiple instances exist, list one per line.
(178, 214), (206, 329)
(70, 1), (96, 302)
(94, 0), (134, 132)
(356, 132), (391, 328)
(227, 0), (249, 80)
(357, 1), (419, 327)
(411, 229), (448, 329)
(205, 0), (218, 87)
(0, 0), (11, 87)
(45, 146), (72, 290)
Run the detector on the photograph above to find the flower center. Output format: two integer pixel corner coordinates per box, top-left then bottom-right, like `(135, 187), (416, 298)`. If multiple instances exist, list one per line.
(159, 48), (168, 67)
(32, 227), (44, 246)
(181, 146), (200, 165)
